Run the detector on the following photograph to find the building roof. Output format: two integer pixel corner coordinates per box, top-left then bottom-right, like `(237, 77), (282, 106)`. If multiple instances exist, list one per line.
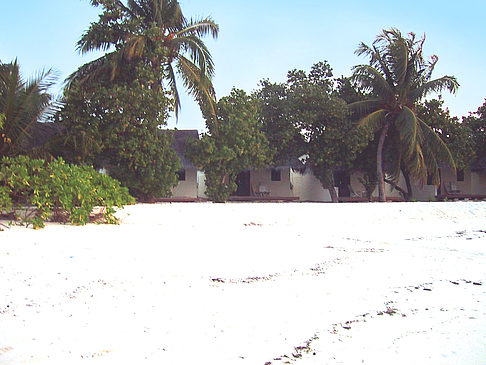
(161, 129), (199, 169)
(274, 157), (306, 171)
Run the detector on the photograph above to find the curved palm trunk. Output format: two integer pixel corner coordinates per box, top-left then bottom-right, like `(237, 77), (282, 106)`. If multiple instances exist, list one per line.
(377, 122), (390, 202)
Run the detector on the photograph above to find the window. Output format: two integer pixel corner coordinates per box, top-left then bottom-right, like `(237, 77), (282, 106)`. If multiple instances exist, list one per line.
(177, 169), (186, 181)
(457, 169), (464, 182)
(271, 168), (281, 181)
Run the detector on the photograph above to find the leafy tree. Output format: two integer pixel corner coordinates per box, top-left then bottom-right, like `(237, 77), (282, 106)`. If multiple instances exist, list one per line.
(70, 0), (219, 118)
(256, 80), (306, 166)
(60, 62), (181, 200)
(416, 99), (475, 171)
(351, 28), (458, 201)
(335, 77), (381, 200)
(463, 99), (486, 161)
(187, 89), (272, 202)
(0, 60), (57, 158)
(257, 62), (371, 202)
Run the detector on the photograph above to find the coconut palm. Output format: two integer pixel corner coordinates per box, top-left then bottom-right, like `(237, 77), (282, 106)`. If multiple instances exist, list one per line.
(350, 28), (459, 201)
(68, 0), (218, 119)
(0, 60), (57, 157)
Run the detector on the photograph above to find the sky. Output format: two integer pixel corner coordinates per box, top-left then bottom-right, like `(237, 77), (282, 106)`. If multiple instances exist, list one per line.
(2, 0), (486, 132)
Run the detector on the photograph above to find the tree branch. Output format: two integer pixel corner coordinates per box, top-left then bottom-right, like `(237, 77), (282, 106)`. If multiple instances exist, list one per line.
(384, 178), (408, 197)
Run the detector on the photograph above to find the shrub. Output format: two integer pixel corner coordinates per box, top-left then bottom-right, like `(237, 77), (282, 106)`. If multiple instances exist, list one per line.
(0, 156), (134, 228)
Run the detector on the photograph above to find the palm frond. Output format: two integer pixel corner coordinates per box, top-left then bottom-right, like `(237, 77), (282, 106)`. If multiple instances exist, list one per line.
(389, 37), (409, 85)
(174, 34), (215, 78)
(351, 65), (394, 100)
(176, 55), (217, 122)
(395, 106), (417, 158)
(417, 117), (455, 170)
(0, 60), (57, 156)
(123, 35), (147, 60)
(354, 42), (373, 58)
(178, 17), (219, 39)
(166, 63), (181, 120)
(348, 99), (383, 118)
(409, 76), (459, 102)
(357, 109), (386, 133)
(64, 54), (113, 90)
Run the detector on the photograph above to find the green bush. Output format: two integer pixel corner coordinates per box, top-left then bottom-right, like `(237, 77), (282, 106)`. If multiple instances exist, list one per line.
(0, 156), (134, 228)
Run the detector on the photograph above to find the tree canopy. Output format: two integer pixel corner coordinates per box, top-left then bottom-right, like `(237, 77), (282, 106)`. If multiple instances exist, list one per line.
(187, 89), (272, 202)
(60, 62), (181, 200)
(257, 62), (371, 202)
(350, 28), (459, 201)
(463, 99), (486, 162)
(58, 0), (220, 199)
(69, 0), (219, 119)
(416, 99), (476, 172)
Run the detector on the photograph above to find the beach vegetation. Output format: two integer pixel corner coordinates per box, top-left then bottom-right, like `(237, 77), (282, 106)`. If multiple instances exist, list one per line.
(187, 89), (272, 202)
(0, 60), (57, 158)
(59, 62), (181, 200)
(350, 28), (458, 201)
(0, 155), (134, 229)
(58, 0), (218, 200)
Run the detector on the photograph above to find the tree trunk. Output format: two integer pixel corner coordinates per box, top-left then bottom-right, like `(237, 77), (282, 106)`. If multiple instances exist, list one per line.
(377, 122), (390, 202)
(326, 170), (339, 203)
(402, 168), (413, 201)
(328, 183), (339, 203)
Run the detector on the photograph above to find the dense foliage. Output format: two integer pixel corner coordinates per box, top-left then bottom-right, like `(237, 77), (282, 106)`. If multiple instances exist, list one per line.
(463, 99), (486, 161)
(187, 89), (272, 202)
(70, 0), (218, 119)
(0, 156), (134, 229)
(0, 60), (57, 158)
(60, 62), (181, 199)
(256, 80), (305, 166)
(59, 0), (219, 199)
(351, 28), (458, 201)
(257, 62), (371, 202)
(417, 99), (476, 171)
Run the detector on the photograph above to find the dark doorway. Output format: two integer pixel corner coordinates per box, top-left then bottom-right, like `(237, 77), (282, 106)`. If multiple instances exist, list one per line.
(334, 171), (351, 198)
(233, 171), (251, 196)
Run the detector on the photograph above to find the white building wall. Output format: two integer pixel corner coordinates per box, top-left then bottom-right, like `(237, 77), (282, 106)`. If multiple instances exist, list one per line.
(349, 171), (403, 199)
(349, 171), (436, 201)
(471, 172), (486, 195)
(171, 167), (198, 198)
(291, 169), (334, 202)
(440, 167), (471, 194)
(411, 185), (437, 201)
(250, 168), (293, 197)
(440, 167), (486, 196)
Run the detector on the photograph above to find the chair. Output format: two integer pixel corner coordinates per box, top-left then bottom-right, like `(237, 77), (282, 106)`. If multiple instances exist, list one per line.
(448, 182), (461, 194)
(348, 184), (365, 198)
(255, 184), (270, 197)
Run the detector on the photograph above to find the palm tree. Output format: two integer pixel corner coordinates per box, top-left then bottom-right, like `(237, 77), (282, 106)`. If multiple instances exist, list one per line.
(68, 0), (219, 119)
(0, 60), (57, 157)
(350, 28), (459, 201)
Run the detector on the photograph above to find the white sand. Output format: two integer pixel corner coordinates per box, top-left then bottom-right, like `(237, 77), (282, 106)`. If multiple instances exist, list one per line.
(0, 202), (485, 364)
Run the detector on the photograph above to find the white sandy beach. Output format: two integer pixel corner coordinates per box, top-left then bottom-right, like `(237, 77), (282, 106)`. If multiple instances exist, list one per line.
(1, 202), (485, 364)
